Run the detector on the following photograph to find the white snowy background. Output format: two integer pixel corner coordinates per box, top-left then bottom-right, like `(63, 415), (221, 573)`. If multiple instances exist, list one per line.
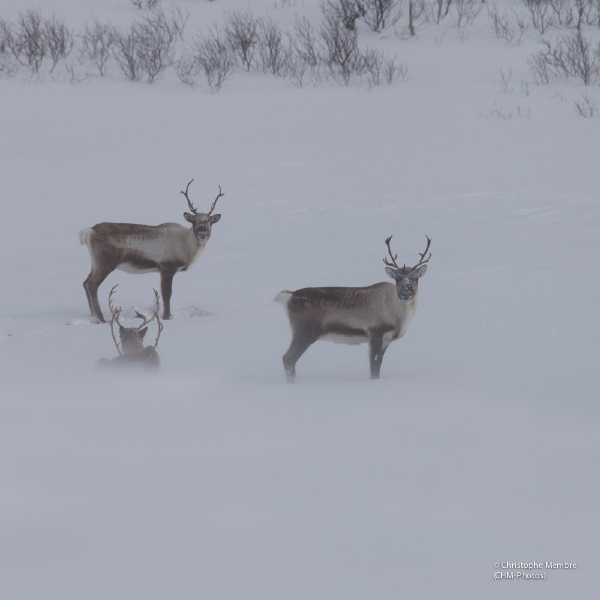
(1, 0), (599, 598)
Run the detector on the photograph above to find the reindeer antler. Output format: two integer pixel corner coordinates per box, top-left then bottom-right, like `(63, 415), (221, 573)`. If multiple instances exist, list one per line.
(383, 236), (405, 270)
(133, 289), (164, 349)
(414, 235), (432, 269)
(181, 180), (224, 216)
(152, 289), (163, 349)
(208, 186), (225, 216)
(108, 285), (124, 356)
(383, 235), (432, 271)
(180, 179), (197, 214)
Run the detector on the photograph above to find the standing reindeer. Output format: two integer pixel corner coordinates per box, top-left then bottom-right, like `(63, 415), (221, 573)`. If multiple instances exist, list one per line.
(96, 286), (163, 370)
(274, 236), (431, 382)
(80, 180), (224, 322)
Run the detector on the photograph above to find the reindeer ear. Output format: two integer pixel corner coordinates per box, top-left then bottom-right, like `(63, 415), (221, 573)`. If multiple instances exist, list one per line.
(210, 214), (221, 224)
(416, 264), (428, 278)
(119, 326), (126, 336)
(139, 327), (148, 340)
(183, 212), (195, 223)
(385, 267), (398, 280)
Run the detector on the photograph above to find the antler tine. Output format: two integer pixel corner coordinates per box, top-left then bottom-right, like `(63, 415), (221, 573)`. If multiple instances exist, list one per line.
(413, 235), (432, 268)
(383, 235), (402, 269)
(180, 179), (198, 214)
(207, 185), (225, 216)
(107, 285), (123, 356)
(133, 289), (162, 331)
(152, 289), (164, 349)
(131, 290), (163, 348)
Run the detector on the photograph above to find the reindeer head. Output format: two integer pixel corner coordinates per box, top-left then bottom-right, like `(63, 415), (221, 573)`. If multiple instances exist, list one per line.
(181, 179), (223, 243)
(383, 236), (431, 304)
(119, 325), (147, 354)
(108, 286), (164, 356)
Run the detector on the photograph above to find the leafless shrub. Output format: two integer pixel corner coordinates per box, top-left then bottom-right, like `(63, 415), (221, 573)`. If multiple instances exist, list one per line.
(434, 31), (448, 45)
(134, 9), (177, 82)
(289, 17), (320, 68)
(112, 25), (142, 81)
(2, 9), (46, 74)
(405, 0), (429, 37)
(174, 49), (197, 86)
(319, 13), (362, 84)
(284, 10), (408, 88)
(362, 47), (384, 87)
(528, 45), (552, 83)
(457, 28), (470, 42)
(570, 0), (593, 28)
(131, 0), (162, 9)
(363, 49), (408, 87)
(224, 9), (258, 71)
(483, 100), (513, 119)
(361, 0), (403, 31)
(487, 5), (523, 46)
(482, 100), (530, 119)
(0, 19), (14, 66)
(285, 19), (323, 87)
(550, 0), (600, 29)
(520, 79), (530, 96)
(549, 0), (572, 26)
(561, 31), (600, 84)
(1, 10), (74, 75)
(432, 0), (453, 23)
(285, 56), (315, 87)
(194, 25), (235, 91)
(513, 10), (529, 33)
(112, 9), (179, 83)
(256, 16), (291, 75)
(63, 62), (91, 84)
(522, 0), (557, 34)
(319, 0), (366, 31)
(498, 67), (514, 94)
(42, 13), (74, 72)
(573, 93), (599, 117)
(514, 104), (532, 118)
(575, 0), (600, 28)
(80, 18), (116, 77)
(0, 48), (19, 78)
(383, 55), (408, 83)
(450, 0), (483, 28)
(528, 31), (600, 85)
(165, 4), (190, 41)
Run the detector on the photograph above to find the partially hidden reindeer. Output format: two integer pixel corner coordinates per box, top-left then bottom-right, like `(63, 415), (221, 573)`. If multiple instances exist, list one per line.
(96, 285), (163, 370)
(80, 180), (224, 322)
(274, 236), (431, 383)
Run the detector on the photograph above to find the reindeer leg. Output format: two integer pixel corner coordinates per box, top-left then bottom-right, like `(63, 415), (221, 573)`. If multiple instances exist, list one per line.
(84, 264), (115, 323)
(159, 265), (178, 320)
(83, 274), (94, 316)
(282, 325), (321, 384)
(368, 329), (393, 380)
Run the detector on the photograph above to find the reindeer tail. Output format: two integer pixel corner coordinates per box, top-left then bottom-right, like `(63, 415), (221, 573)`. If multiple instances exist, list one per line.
(273, 291), (293, 304)
(79, 227), (93, 247)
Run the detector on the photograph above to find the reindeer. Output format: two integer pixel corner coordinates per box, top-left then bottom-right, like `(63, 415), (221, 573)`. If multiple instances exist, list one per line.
(274, 236), (431, 383)
(96, 286), (163, 370)
(80, 180), (224, 322)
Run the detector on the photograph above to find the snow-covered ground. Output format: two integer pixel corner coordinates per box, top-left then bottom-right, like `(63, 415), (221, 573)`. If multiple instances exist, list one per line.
(1, 1), (599, 598)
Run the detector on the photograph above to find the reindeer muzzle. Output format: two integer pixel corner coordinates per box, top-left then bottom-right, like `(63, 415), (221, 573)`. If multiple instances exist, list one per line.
(400, 284), (415, 301)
